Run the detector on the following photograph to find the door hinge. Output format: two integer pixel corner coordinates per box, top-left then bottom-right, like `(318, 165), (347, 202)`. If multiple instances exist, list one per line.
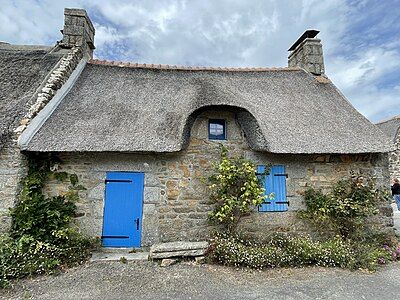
(101, 235), (129, 239)
(274, 174), (288, 178)
(264, 201), (289, 206)
(276, 201), (289, 205)
(105, 179), (133, 183)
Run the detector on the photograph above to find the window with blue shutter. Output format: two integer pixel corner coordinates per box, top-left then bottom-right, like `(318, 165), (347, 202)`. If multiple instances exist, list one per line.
(257, 165), (288, 212)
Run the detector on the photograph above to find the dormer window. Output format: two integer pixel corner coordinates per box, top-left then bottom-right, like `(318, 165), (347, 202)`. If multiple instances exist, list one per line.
(208, 119), (226, 140)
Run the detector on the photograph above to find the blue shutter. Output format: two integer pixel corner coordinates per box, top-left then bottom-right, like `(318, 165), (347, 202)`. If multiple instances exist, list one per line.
(258, 165), (288, 212)
(272, 165), (288, 212)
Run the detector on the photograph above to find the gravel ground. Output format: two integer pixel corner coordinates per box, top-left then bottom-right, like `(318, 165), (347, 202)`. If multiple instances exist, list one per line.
(2, 209), (399, 300)
(1, 260), (400, 300)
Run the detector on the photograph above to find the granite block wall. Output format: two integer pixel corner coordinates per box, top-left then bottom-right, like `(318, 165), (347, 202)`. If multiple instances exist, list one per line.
(0, 139), (27, 232)
(389, 135), (400, 180)
(38, 111), (392, 246)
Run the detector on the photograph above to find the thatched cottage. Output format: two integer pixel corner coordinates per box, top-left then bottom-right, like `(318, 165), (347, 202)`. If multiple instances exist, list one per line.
(377, 116), (400, 180)
(0, 8), (394, 247)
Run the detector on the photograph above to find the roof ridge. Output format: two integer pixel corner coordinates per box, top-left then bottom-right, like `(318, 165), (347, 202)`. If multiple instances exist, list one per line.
(88, 59), (301, 72)
(0, 43), (53, 51)
(376, 115), (400, 125)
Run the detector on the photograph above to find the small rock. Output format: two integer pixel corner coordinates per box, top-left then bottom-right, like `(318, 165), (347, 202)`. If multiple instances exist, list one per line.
(119, 256), (127, 264)
(20, 118), (30, 125)
(14, 124), (26, 133)
(195, 256), (205, 264)
(160, 259), (177, 267)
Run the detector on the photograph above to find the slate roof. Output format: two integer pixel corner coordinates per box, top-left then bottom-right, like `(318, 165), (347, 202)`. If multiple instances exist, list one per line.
(376, 116), (400, 142)
(0, 43), (64, 148)
(23, 59), (391, 154)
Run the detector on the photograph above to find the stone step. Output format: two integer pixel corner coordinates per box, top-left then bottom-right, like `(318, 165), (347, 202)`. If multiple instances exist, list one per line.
(99, 247), (149, 254)
(149, 241), (208, 259)
(91, 251), (149, 262)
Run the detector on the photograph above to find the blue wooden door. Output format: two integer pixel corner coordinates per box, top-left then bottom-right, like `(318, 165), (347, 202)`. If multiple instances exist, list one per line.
(102, 172), (144, 247)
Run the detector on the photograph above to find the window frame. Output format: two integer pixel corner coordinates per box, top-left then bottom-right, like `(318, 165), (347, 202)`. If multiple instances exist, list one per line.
(208, 119), (227, 141)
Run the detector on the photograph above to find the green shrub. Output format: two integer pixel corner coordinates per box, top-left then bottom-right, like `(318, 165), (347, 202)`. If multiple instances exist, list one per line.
(0, 158), (97, 288)
(207, 146), (269, 230)
(0, 232), (95, 288)
(208, 232), (354, 269)
(209, 232), (400, 271)
(11, 195), (76, 242)
(208, 175), (399, 271)
(299, 177), (388, 238)
(298, 177), (399, 270)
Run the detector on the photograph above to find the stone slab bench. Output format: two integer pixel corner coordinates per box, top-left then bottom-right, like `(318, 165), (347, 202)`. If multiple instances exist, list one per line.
(149, 241), (209, 259)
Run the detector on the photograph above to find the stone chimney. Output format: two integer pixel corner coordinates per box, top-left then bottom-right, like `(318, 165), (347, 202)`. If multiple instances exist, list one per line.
(288, 30), (324, 75)
(60, 8), (95, 59)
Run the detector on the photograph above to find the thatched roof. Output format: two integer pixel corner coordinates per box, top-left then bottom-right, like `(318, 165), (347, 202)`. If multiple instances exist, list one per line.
(0, 43), (64, 148)
(376, 116), (400, 142)
(23, 60), (391, 154)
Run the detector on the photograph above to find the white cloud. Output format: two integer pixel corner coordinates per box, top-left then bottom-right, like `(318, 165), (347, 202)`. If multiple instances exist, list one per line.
(329, 48), (400, 90)
(0, 0), (76, 44)
(349, 87), (400, 122)
(327, 44), (400, 122)
(94, 24), (123, 48)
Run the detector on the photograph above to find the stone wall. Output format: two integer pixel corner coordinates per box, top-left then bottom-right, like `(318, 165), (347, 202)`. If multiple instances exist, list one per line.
(38, 110), (392, 246)
(0, 9), (94, 234)
(240, 151), (392, 238)
(0, 45), (84, 233)
(0, 138), (27, 232)
(389, 134), (400, 179)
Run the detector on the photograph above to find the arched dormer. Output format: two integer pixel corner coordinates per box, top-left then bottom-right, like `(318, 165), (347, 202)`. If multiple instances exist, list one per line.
(181, 105), (269, 151)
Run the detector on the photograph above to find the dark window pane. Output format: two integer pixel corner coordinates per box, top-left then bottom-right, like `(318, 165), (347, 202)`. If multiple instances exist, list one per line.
(208, 119), (226, 140)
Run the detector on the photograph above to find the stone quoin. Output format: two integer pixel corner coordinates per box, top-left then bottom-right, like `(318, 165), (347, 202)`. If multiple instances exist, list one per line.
(376, 116), (400, 181)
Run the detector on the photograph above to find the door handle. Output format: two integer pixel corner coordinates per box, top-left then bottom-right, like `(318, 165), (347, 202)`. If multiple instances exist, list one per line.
(135, 218), (139, 230)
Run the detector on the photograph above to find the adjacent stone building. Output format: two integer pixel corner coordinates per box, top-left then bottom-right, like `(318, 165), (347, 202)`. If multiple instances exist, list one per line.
(0, 9), (95, 233)
(376, 116), (400, 180)
(0, 8), (394, 247)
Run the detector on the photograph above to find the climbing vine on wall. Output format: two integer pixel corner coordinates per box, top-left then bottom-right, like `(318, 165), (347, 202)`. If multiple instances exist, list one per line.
(298, 177), (390, 238)
(0, 155), (96, 288)
(207, 146), (270, 231)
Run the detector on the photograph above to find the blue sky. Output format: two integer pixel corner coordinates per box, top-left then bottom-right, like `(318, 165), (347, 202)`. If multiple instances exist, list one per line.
(0, 0), (399, 122)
